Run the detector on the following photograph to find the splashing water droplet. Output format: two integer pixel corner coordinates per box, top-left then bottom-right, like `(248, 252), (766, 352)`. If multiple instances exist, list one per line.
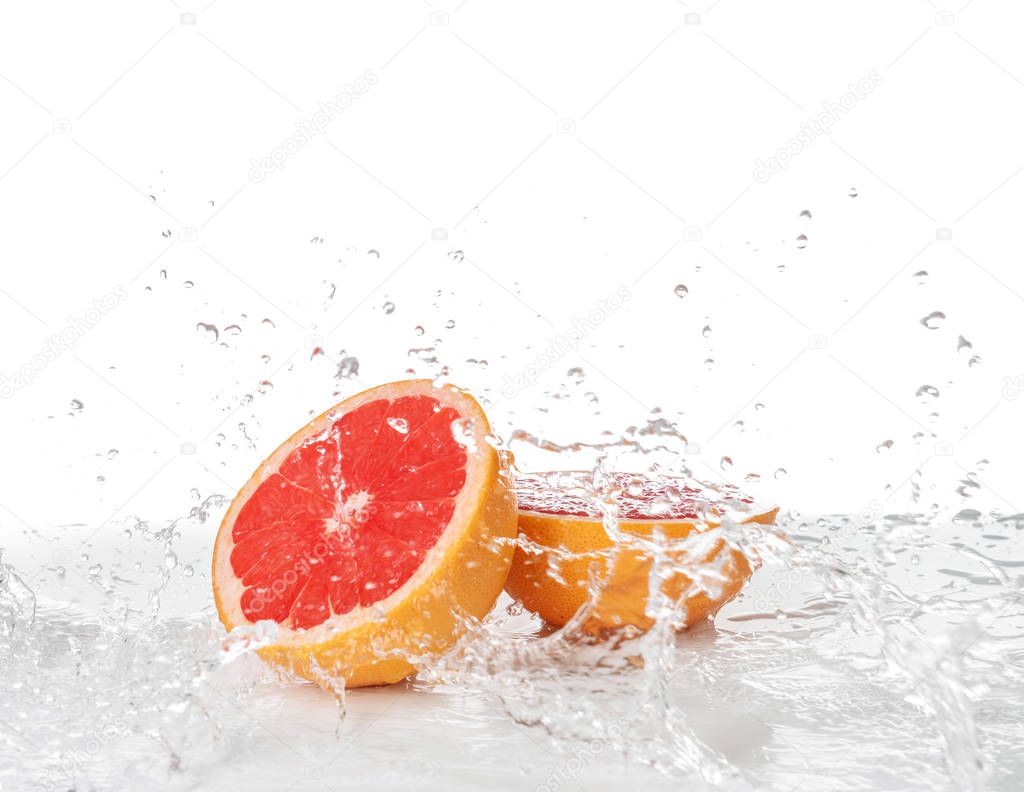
(968, 355), (981, 367)
(367, 249), (380, 259)
(745, 473), (761, 483)
(566, 367), (584, 383)
(848, 186), (858, 198)
(702, 325), (712, 338)
(913, 270), (928, 285)
(445, 319), (455, 329)
(674, 284), (688, 299)
(70, 399), (84, 412)
(387, 417), (409, 434)
(182, 280), (194, 289)
(261, 318), (275, 328)
(916, 384), (940, 400)
(448, 250), (464, 263)
(223, 324), (242, 336)
(957, 336), (973, 353)
(774, 467), (787, 479)
(336, 355), (360, 379)
(414, 325), (425, 336)
(195, 323), (218, 342)
(796, 234), (808, 249)
(257, 380), (273, 394)
(704, 358), (714, 370)
(876, 439), (893, 453)
(919, 311), (945, 330)
(260, 354), (271, 364)
(799, 209), (812, 219)
(451, 418), (477, 451)
(383, 301), (395, 315)
(720, 456), (733, 470)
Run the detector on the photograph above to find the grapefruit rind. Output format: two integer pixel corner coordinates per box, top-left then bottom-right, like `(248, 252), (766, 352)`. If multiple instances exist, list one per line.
(212, 380), (517, 687)
(505, 474), (777, 634)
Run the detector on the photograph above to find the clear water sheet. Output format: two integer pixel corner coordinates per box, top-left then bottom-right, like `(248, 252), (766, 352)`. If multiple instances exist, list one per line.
(3, 464), (1023, 790)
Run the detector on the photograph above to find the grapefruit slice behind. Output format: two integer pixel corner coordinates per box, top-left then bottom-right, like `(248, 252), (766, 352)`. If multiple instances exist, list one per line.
(212, 380), (516, 687)
(505, 472), (777, 634)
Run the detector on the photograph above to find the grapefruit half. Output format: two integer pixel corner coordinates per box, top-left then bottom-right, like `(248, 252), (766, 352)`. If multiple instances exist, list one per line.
(505, 472), (777, 634)
(212, 380), (516, 687)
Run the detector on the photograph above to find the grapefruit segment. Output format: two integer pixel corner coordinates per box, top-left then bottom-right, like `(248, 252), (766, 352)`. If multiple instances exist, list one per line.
(213, 380), (516, 687)
(505, 471), (777, 635)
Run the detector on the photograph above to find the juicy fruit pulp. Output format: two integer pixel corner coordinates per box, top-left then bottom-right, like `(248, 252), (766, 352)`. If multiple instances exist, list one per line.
(213, 381), (517, 687)
(231, 395), (468, 630)
(505, 472), (776, 634)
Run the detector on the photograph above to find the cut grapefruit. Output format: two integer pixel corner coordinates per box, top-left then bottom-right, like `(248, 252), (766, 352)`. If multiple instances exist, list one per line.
(504, 472), (777, 635)
(212, 380), (516, 688)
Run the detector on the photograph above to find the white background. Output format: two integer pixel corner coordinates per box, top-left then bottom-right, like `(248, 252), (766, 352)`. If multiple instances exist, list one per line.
(1, 0), (1022, 537)
(3, 3), (1024, 791)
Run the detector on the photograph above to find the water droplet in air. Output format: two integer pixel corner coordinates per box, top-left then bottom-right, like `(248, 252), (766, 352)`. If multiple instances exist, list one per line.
(257, 380), (273, 394)
(720, 456), (733, 470)
(107, 449), (118, 459)
(414, 325), (425, 336)
(919, 311), (945, 330)
(774, 467), (787, 479)
(367, 249), (380, 258)
(916, 384), (940, 400)
(448, 250), (465, 263)
(69, 399), (84, 412)
(387, 417), (409, 434)
(260, 354), (271, 364)
(445, 319), (455, 329)
(968, 355), (981, 367)
(745, 473), (761, 483)
(261, 318), (275, 328)
(957, 336), (973, 353)
(383, 301), (395, 314)
(702, 325), (712, 338)
(796, 234), (808, 249)
(913, 270), (928, 285)
(674, 284), (688, 299)
(848, 187), (858, 198)
(182, 280), (194, 289)
(195, 323), (219, 342)
(704, 358), (714, 370)
(876, 439), (893, 453)
(567, 367), (585, 383)
(223, 324), (242, 336)
(799, 210), (812, 219)
(159, 269), (168, 279)
(336, 355), (360, 379)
